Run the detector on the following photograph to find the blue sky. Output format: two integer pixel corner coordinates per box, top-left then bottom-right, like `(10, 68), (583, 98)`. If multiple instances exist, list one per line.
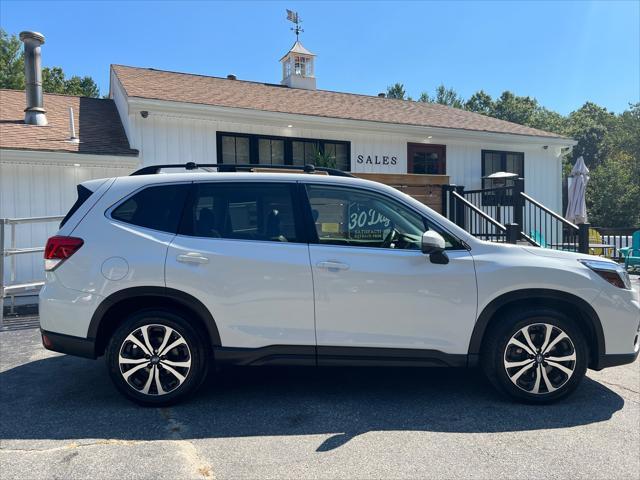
(1, 0), (638, 114)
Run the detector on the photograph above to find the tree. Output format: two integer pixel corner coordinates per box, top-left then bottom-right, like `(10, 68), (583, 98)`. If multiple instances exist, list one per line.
(492, 91), (539, 126)
(586, 152), (640, 228)
(417, 84), (464, 108)
(0, 29), (100, 97)
(386, 83), (406, 100)
(566, 102), (616, 169)
(465, 90), (494, 116)
(0, 28), (24, 90)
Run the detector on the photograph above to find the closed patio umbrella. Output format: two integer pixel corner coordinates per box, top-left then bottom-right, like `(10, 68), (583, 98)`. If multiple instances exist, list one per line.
(565, 156), (590, 224)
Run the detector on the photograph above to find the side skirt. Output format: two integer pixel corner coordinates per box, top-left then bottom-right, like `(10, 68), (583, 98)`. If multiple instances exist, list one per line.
(213, 345), (468, 368)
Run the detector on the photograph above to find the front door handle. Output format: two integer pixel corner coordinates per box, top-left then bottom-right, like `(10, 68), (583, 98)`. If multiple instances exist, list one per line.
(176, 252), (210, 265)
(316, 260), (350, 271)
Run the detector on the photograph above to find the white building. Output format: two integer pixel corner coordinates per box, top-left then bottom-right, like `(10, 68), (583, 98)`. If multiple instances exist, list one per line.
(1, 35), (575, 285)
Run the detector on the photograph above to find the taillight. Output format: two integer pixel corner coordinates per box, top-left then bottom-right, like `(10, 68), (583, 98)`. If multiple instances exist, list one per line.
(44, 236), (84, 271)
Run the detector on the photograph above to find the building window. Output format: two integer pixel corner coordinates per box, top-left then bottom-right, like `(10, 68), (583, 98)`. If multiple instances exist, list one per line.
(258, 138), (285, 164)
(220, 135), (250, 164)
(217, 132), (351, 171)
(407, 143), (446, 174)
(481, 150), (525, 205)
(481, 150), (524, 184)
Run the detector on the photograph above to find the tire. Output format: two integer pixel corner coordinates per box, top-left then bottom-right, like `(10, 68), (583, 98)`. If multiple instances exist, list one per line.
(481, 308), (588, 404)
(106, 309), (209, 406)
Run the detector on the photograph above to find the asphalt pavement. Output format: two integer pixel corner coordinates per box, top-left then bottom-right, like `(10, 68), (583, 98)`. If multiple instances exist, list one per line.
(1, 325), (639, 480)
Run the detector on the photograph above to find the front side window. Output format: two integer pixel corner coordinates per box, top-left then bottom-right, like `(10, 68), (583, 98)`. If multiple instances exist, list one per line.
(181, 183), (300, 243)
(305, 185), (427, 250)
(305, 185), (462, 250)
(111, 184), (190, 233)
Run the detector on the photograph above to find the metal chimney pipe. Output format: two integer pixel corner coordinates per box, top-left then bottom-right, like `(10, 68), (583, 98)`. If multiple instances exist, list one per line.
(19, 31), (47, 126)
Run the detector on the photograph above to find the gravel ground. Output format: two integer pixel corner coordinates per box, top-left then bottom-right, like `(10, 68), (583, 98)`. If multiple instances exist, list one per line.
(0, 324), (638, 480)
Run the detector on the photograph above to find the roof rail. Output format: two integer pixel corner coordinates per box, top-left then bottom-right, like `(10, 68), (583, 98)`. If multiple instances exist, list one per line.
(130, 162), (354, 177)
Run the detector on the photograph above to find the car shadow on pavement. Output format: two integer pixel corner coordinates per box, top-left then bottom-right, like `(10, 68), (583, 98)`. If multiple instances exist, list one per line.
(0, 353), (625, 451)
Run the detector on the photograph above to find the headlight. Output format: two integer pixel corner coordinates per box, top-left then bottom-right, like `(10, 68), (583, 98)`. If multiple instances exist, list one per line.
(579, 259), (632, 290)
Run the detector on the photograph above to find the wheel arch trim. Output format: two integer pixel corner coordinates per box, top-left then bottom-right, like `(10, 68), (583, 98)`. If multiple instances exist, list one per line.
(468, 289), (605, 363)
(88, 286), (221, 349)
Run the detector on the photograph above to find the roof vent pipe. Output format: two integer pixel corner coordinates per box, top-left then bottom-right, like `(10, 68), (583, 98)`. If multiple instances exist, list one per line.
(378, 93), (385, 98)
(20, 31), (47, 126)
(227, 74), (237, 80)
(67, 107), (79, 143)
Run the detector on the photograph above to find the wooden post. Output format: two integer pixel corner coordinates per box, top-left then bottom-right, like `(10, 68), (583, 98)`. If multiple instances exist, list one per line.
(578, 223), (590, 254)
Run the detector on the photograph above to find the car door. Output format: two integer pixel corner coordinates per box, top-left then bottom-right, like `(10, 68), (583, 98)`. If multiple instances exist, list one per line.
(304, 183), (477, 360)
(165, 180), (316, 351)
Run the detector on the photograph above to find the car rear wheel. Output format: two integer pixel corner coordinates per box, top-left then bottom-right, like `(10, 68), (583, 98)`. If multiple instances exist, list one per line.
(481, 309), (588, 403)
(106, 310), (209, 406)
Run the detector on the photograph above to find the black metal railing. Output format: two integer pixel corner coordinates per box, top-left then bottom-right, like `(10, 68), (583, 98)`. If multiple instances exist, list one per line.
(462, 185), (516, 226)
(442, 186), (510, 243)
(443, 181), (592, 253)
(520, 192), (582, 252)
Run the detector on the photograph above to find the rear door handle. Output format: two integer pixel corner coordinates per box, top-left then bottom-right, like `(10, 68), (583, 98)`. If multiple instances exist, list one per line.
(316, 261), (350, 271)
(176, 252), (210, 265)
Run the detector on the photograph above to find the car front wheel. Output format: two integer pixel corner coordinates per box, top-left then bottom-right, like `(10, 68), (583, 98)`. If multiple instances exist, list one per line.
(106, 310), (209, 406)
(482, 309), (588, 403)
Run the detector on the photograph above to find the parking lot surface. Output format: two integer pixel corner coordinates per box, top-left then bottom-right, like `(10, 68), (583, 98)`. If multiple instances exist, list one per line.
(1, 326), (638, 480)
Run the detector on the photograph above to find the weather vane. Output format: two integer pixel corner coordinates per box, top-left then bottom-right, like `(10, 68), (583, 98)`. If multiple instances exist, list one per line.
(286, 9), (303, 40)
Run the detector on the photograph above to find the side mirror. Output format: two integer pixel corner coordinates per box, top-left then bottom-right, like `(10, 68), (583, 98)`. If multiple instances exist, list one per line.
(421, 230), (445, 254)
(421, 230), (449, 265)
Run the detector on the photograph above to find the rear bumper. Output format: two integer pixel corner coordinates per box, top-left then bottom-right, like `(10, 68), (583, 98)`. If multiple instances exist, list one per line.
(41, 330), (96, 359)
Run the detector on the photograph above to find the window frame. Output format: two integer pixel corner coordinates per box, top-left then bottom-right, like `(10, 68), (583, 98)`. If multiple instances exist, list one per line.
(177, 180), (308, 245)
(216, 131), (351, 171)
(300, 182), (467, 251)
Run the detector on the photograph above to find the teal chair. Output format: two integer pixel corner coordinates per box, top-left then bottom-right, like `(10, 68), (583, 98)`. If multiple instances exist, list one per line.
(620, 230), (640, 273)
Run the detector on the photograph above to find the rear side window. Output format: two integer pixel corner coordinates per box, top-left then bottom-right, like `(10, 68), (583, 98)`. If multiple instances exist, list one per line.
(180, 182), (301, 242)
(111, 184), (190, 233)
(60, 185), (94, 228)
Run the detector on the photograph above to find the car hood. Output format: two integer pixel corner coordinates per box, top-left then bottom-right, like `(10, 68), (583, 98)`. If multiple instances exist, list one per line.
(520, 246), (614, 264)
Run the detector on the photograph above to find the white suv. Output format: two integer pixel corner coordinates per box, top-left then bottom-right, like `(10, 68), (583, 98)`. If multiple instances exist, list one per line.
(39, 164), (639, 406)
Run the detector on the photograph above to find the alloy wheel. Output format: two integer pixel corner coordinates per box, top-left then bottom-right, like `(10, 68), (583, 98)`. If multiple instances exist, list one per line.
(503, 323), (576, 395)
(118, 324), (192, 396)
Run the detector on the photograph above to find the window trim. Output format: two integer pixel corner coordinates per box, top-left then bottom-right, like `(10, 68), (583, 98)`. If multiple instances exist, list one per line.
(300, 182), (468, 251)
(176, 180), (309, 245)
(216, 131), (351, 171)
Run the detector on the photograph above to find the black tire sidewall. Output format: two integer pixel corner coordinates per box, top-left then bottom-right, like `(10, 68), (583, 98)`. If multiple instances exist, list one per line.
(483, 308), (588, 404)
(106, 309), (209, 406)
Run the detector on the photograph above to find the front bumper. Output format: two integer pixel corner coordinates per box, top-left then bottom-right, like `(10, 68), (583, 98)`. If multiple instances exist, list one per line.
(41, 330), (97, 359)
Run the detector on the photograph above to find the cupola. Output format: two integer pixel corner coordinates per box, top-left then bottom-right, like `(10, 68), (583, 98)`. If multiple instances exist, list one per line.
(280, 41), (316, 90)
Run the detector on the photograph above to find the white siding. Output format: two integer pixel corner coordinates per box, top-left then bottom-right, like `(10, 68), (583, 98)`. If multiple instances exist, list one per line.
(121, 110), (563, 214)
(1, 160), (134, 284)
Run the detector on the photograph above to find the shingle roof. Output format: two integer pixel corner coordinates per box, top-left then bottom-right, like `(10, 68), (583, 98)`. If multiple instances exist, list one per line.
(280, 40), (316, 60)
(112, 64), (568, 140)
(0, 89), (138, 156)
